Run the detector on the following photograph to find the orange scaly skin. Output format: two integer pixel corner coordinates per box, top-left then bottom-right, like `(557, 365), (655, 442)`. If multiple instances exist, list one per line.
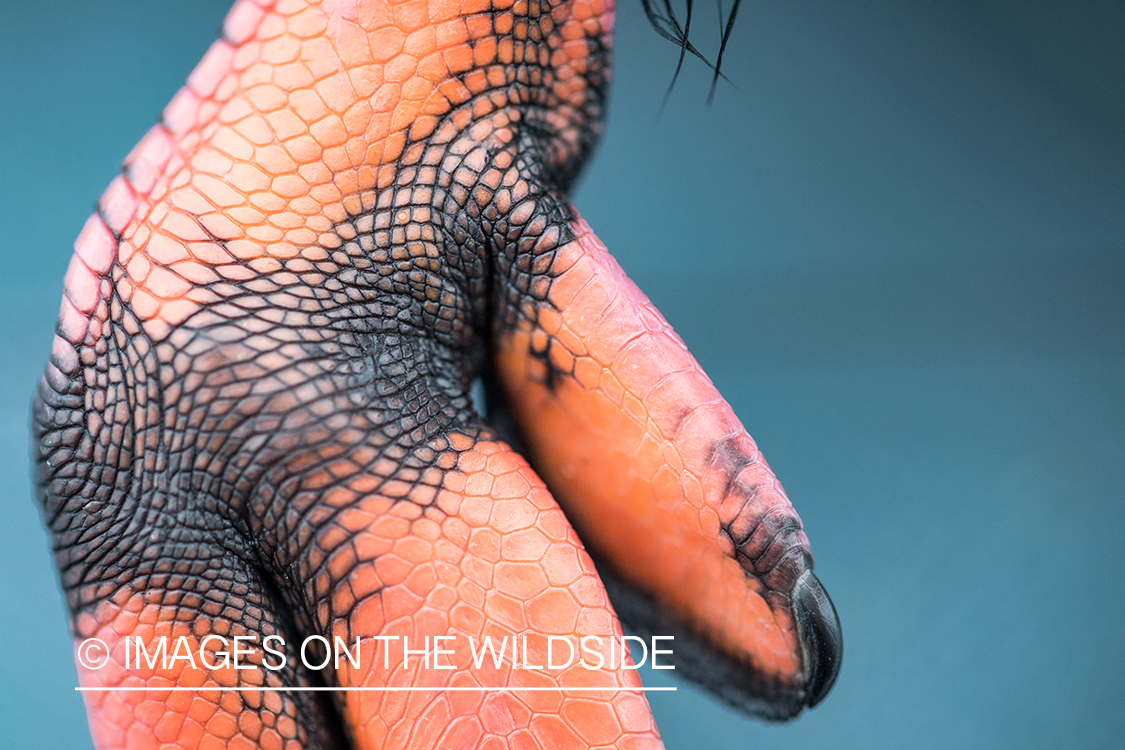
(497, 219), (806, 681)
(33, 0), (840, 748)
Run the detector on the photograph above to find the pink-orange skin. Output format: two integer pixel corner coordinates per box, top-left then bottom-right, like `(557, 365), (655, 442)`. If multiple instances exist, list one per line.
(60, 0), (655, 747)
(52, 0), (812, 747)
(58, 0), (613, 348)
(76, 601), (299, 750)
(75, 440), (662, 749)
(328, 438), (661, 749)
(497, 217), (808, 681)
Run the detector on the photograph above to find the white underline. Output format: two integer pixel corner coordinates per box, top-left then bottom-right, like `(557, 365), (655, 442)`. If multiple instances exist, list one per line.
(75, 686), (677, 693)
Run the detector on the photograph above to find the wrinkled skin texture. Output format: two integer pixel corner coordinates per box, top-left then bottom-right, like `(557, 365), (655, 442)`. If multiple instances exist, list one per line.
(32, 0), (840, 748)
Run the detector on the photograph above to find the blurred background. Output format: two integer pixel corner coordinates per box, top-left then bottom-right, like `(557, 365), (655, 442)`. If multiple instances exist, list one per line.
(1, 1), (1122, 747)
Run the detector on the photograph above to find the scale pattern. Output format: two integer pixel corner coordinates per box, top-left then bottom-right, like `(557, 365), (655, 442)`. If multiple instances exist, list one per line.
(32, 0), (830, 747)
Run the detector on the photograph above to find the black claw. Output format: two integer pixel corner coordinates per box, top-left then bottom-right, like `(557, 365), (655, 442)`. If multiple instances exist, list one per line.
(791, 570), (843, 708)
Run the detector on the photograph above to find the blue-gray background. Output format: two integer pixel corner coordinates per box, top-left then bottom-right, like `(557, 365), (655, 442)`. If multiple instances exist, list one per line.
(2, 1), (1122, 747)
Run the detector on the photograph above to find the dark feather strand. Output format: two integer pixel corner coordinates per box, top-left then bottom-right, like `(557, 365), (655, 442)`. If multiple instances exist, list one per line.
(640, 0), (740, 103)
(659, 0), (693, 114)
(707, 0), (742, 104)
